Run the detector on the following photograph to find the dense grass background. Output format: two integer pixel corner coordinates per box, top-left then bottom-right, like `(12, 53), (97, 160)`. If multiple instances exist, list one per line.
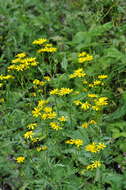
(0, 0), (126, 189)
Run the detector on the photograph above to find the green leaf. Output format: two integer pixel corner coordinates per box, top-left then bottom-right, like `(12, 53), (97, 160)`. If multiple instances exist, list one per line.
(61, 56), (68, 71)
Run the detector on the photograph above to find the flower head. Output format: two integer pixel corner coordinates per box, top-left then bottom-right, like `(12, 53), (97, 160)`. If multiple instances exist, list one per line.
(16, 156), (25, 163)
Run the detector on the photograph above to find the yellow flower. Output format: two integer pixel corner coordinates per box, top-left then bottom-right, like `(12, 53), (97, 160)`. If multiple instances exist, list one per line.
(95, 97), (108, 106)
(78, 52), (93, 63)
(8, 57), (38, 72)
(21, 57), (36, 63)
(81, 102), (91, 110)
(43, 76), (51, 81)
(89, 120), (96, 125)
(38, 99), (48, 108)
(87, 94), (98, 98)
(47, 112), (57, 119)
(37, 47), (57, 53)
(73, 100), (82, 105)
(36, 146), (48, 152)
(31, 137), (40, 143)
(85, 142), (98, 153)
(93, 80), (101, 86)
(78, 52), (87, 57)
(58, 116), (68, 122)
(27, 123), (38, 130)
(0, 75), (14, 80)
(65, 139), (83, 147)
(33, 79), (41, 85)
(32, 38), (48, 45)
(81, 120), (96, 128)
(88, 83), (94, 88)
(86, 161), (101, 170)
(15, 52), (26, 58)
(32, 107), (41, 117)
(11, 58), (21, 63)
(98, 75), (108, 79)
(16, 156), (25, 163)
(33, 79), (46, 86)
(43, 107), (52, 113)
(74, 139), (83, 147)
(81, 122), (88, 128)
(24, 131), (34, 139)
(41, 113), (48, 120)
(65, 139), (75, 145)
(41, 112), (57, 120)
(92, 105), (100, 111)
(50, 122), (61, 130)
(58, 88), (73, 96)
(69, 68), (86, 78)
(85, 142), (106, 153)
(50, 88), (59, 95)
(96, 143), (106, 150)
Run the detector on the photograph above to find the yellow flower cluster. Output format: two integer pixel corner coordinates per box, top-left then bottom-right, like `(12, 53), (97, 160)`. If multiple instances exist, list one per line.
(24, 126), (40, 143)
(41, 112), (57, 120)
(24, 130), (34, 139)
(81, 120), (96, 128)
(32, 99), (48, 118)
(33, 76), (50, 88)
(69, 68), (86, 79)
(32, 38), (57, 53)
(0, 75), (14, 80)
(65, 139), (83, 147)
(85, 142), (106, 153)
(32, 38), (48, 45)
(37, 47), (57, 53)
(98, 75), (108, 79)
(88, 75), (108, 88)
(86, 161), (101, 170)
(16, 52), (26, 58)
(8, 54), (38, 72)
(33, 79), (46, 86)
(32, 99), (57, 120)
(32, 107), (42, 117)
(36, 145), (48, 152)
(74, 100), (91, 110)
(95, 97), (108, 106)
(49, 122), (62, 130)
(50, 88), (73, 96)
(16, 156), (25, 163)
(89, 80), (103, 87)
(27, 123), (38, 130)
(74, 95), (108, 111)
(78, 52), (93, 63)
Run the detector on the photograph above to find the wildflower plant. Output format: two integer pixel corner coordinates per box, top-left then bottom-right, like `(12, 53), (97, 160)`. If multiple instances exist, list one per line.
(1, 37), (111, 190)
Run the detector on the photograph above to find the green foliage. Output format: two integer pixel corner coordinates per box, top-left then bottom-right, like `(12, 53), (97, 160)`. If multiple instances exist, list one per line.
(0, 0), (126, 190)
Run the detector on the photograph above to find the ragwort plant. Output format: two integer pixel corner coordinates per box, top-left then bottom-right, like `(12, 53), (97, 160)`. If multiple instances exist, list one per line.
(1, 38), (110, 190)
